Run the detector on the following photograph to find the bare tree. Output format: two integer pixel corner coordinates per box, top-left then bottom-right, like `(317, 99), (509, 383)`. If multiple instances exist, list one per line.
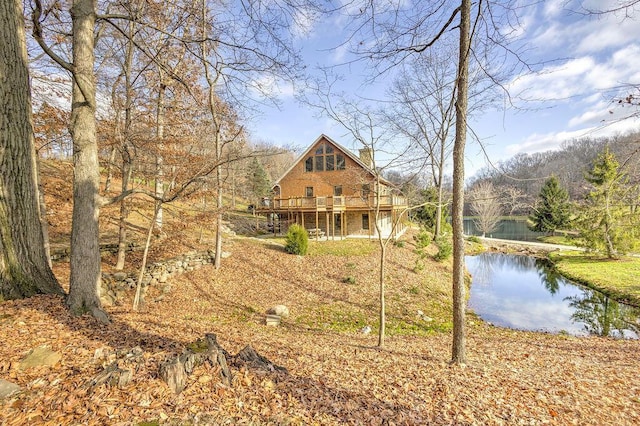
(303, 73), (430, 347)
(450, 0), (471, 364)
(340, 0), (527, 364)
(32, 0), (110, 322)
(386, 50), (456, 238)
(468, 181), (502, 237)
(28, 0), (319, 320)
(0, 0), (64, 299)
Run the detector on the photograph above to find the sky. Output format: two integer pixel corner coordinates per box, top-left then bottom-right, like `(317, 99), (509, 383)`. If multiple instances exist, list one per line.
(245, 0), (640, 180)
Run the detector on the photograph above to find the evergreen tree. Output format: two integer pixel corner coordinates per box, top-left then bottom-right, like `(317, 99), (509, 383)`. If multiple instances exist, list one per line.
(248, 158), (271, 203)
(528, 175), (571, 233)
(576, 148), (638, 258)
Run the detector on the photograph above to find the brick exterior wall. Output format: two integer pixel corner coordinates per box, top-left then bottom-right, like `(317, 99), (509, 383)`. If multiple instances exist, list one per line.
(276, 136), (378, 199)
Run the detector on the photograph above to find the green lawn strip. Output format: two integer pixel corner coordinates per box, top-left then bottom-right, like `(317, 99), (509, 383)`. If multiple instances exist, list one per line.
(549, 251), (640, 306)
(307, 239), (377, 256)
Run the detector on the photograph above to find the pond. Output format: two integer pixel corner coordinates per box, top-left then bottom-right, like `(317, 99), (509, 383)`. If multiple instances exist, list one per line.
(463, 217), (547, 242)
(465, 252), (640, 339)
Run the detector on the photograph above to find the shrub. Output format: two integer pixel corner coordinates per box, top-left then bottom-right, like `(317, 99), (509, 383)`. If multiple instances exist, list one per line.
(433, 234), (453, 261)
(342, 276), (356, 284)
(394, 239), (405, 248)
(467, 235), (481, 244)
(413, 227), (431, 249)
(284, 224), (308, 255)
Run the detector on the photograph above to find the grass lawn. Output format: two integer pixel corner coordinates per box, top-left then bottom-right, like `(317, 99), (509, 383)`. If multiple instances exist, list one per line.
(549, 251), (640, 306)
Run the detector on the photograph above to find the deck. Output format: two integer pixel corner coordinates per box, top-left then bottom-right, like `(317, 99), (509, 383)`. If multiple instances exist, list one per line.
(257, 195), (407, 212)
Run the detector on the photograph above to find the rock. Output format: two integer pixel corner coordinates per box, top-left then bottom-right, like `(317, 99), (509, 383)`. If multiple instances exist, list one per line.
(19, 346), (62, 370)
(0, 379), (21, 399)
(267, 305), (289, 318)
(265, 314), (281, 326)
(221, 251), (232, 259)
(113, 272), (128, 281)
(360, 325), (372, 335)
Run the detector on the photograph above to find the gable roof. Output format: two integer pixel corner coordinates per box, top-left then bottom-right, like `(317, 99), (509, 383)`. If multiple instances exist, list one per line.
(272, 134), (392, 187)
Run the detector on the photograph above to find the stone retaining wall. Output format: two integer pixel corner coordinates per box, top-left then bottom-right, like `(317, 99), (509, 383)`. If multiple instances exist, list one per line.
(100, 250), (226, 305)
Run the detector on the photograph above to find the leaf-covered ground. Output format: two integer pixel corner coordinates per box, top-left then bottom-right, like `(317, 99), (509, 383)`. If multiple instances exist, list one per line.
(1, 236), (639, 425)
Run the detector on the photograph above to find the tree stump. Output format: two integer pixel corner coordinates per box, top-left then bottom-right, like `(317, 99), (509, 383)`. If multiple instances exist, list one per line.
(159, 333), (287, 394)
(159, 333), (232, 394)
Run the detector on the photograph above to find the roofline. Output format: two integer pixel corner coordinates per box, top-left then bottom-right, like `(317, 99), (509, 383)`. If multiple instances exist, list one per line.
(272, 134), (393, 187)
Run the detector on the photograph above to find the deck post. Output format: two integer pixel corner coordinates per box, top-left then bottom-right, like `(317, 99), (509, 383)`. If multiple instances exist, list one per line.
(325, 212), (330, 240)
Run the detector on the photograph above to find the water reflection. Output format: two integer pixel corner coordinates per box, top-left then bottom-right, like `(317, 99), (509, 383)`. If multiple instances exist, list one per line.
(466, 253), (640, 339)
(568, 290), (640, 338)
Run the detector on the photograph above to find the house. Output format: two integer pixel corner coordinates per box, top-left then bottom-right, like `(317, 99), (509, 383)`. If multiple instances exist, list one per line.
(257, 134), (408, 239)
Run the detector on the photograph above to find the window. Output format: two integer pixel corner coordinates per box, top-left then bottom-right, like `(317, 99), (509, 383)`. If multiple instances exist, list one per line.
(305, 145), (344, 172)
(326, 154), (334, 171)
(362, 183), (370, 197)
(362, 214), (369, 230)
(334, 185), (342, 196)
(305, 186), (314, 197)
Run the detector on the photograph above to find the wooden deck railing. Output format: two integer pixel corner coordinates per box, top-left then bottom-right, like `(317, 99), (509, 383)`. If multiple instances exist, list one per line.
(261, 195), (406, 211)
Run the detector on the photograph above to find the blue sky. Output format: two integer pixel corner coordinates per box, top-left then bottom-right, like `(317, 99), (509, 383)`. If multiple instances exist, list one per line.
(246, 0), (640, 179)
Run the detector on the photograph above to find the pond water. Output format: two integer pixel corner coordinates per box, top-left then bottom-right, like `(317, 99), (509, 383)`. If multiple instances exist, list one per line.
(463, 217), (548, 242)
(466, 253), (640, 339)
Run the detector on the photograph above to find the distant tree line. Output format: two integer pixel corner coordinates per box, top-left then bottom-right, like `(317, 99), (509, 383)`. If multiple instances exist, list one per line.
(467, 132), (640, 215)
(464, 132), (640, 258)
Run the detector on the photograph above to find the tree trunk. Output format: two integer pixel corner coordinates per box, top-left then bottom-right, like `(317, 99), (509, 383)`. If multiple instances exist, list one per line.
(66, 0), (109, 323)
(0, 0), (64, 299)
(37, 159), (53, 267)
(200, 1), (224, 270)
(155, 70), (166, 230)
(377, 242), (387, 347)
(115, 20), (136, 270)
(435, 138), (445, 237)
(214, 168), (223, 269)
(103, 146), (117, 192)
(133, 201), (161, 311)
(450, 0), (471, 365)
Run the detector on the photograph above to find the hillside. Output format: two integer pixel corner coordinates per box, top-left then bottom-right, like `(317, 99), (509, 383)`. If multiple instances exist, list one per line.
(1, 161), (639, 425)
(2, 234), (640, 424)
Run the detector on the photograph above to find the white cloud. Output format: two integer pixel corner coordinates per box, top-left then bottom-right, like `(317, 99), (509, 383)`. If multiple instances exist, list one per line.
(31, 72), (112, 119)
(505, 116), (640, 158)
(508, 57), (597, 101)
(250, 75), (297, 99)
(574, 17), (640, 54)
(525, 0), (640, 60)
(507, 41), (640, 108)
(291, 7), (319, 39)
(542, 0), (566, 18)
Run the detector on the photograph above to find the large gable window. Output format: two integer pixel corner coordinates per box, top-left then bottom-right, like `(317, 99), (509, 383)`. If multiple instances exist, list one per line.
(304, 142), (346, 172)
(326, 155), (334, 171)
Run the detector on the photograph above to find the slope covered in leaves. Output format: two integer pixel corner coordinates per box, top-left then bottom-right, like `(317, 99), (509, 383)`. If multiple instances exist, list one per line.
(1, 236), (639, 425)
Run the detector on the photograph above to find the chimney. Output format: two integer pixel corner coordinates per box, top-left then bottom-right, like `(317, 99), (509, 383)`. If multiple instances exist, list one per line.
(359, 148), (374, 169)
